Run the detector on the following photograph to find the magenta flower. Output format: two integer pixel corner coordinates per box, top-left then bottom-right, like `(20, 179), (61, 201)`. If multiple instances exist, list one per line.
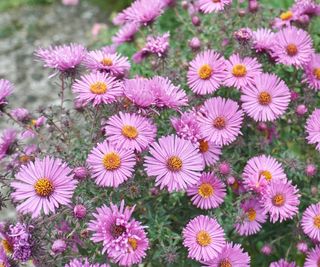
(261, 180), (300, 223)
(197, 0), (232, 13)
(261, 244), (272, 255)
(10, 108), (29, 122)
(292, 0), (320, 17)
(145, 32), (170, 57)
(201, 242), (250, 266)
(65, 258), (109, 267)
(306, 109), (320, 151)
(83, 50), (130, 78)
(304, 245), (320, 267)
(112, 23), (139, 45)
(271, 26), (314, 68)
(303, 53), (320, 90)
(0, 79), (13, 108)
(235, 198), (267, 236)
(11, 156), (77, 218)
(144, 135), (204, 192)
(273, 10), (296, 29)
(241, 73), (291, 122)
(182, 215), (225, 262)
(105, 112), (157, 152)
(269, 259), (297, 267)
(301, 203), (320, 242)
(252, 28), (275, 53)
(187, 50), (226, 95)
(86, 140), (136, 187)
(0, 128), (17, 160)
(198, 97), (244, 146)
(72, 72), (123, 106)
(296, 241), (308, 254)
(187, 172), (226, 210)
(224, 53), (262, 90)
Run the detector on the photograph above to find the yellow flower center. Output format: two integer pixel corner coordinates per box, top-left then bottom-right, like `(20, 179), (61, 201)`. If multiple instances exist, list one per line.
(121, 125), (138, 139)
(128, 237), (138, 251)
(102, 152), (121, 170)
(280, 11), (293, 21)
(198, 64), (213, 80)
(232, 64), (247, 77)
(198, 183), (214, 198)
(199, 139), (209, 153)
(286, 44), (298, 56)
(313, 215), (320, 229)
(258, 91), (272, 105)
(34, 178), (54, 197)
(260, 170), (272, 181)
(19, 155), (31, 164)
(1, 239), (13, 254)
(219, 259), (232, 267)
(167, 156), (183, 172)
(101, 58), (113, 66)
(0, 263), (5, 267)
(272, 194), (285, 207)
(213, 116), (226, 129)
(313, 68), (320, 80)
(196, 230), (212, 247)
(90, 81), (107, 95)
(246, 208), (257, 222)
(31, 119), (37, 126)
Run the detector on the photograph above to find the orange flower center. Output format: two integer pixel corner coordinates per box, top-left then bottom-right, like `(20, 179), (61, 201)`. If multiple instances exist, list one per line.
(272, 194), (285, 207)
(198, 64), (213, 80)
(280, 11), (293, 21)
(34, 178), (54, 197)
(167, 156), (183, 172)
(246, 208), (257, 221)
(286, 44), (298, 56)
(1, 239), (13, 254)
(258, 91), (272, 105)
(313, 68), (320, 80)
(196, 230), (212, 246)
(90, 81), (107, 95)
(19, 155), (31, 164)
(232, 64), (247, 77)
(101, 58), (113, 66)
(128, 237), (138, 251)
(313, 215), (320, 229)
(198, 183), (214, 198)
(102, 152), (121, 170)
(260, 170), (272, 181)
(213, 116), (226, 129)
(219, 259), (232, 267)
(199, 139), (209, 153)
(121, 125), (138, 139)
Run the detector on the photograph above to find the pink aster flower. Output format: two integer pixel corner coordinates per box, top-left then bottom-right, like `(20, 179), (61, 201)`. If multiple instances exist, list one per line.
(112, 23), (139, 45)
(252, 28), (275, 53)
(11, 156), (77, 218)
(303, 53), (320, 90)
(197, 0), (232, 14)
(197, 97), (244, 146)
(145, 32), (170, 57)
(0, 128), (17, 160)
(261, 180), (300, 223)
(35, 43), (86, 74)
(235, 198), (267, 236)
(269, 259), (297, 267)
(10, 108), (30, 122)
(306, 109), (320, 151)
(72, 72), (122, 106)
(65, 258), (109, 267)
(224, 53), (262, 90)
(271, 26), (314, 68)
(301, 203), (320, 242)
(0, 79), (13, 108)
(86, 140), (136, 187)
(304, 245), (320, 267)
(104, 112), (157, 152)
(187, 50), (226, 95)
(144, 135), (204, 192)
(201, 242), (250, 267)
(292, 0), (320, 17)
(182, 215), (226, 262)
(273, 10), (296, 29)
(241, 73), (291, 122)
(243, 155), (287, 194)
(149, 76), (188, 109)
(187, 172), (226, 210)
(83, 50), (130, 78)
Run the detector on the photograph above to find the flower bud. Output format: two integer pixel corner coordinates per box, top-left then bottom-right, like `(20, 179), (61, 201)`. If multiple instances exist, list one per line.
(73, 166), (88, 180)
(73, 204), (87, 219)
(52, 239), (67, 254)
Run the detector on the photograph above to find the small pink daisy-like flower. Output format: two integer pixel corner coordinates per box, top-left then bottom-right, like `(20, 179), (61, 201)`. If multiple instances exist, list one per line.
(144, 135), (204, 192)
(182, 215), (226, 262)
(241, 73), (291, 122)
(0, 79), (13, 107)
(35, 43), (86, 74)
(65, 258), (109, 267)
(201, 242), (250, 267)
(303, 53), (320, 90)
(252, 28), (275, 53)
(273, 10), (296, 29)
(187, 172), (226, 210)
(149, 76), (188, 109)
(72, 72), (122, 106)
(198, 139), (222, 166)
(197, 0), (232, 14)
(86, 140), (136, 187)
(269, 259), (297, 267)
(243, 155), (287, 194)
(261, 180), (300, 223)
(112, 23), (139, 45)
(304, 245), (320, 267)
(292, 0), (320, 17)
(11, 156), (77, 218)
(235, 198), (267, 236)
(145, 32), (170, 57)
(301, 203), (320, 241)
(197, 97), (244, 146)
(187, 50), (226, 95)
(271, 26), (314, 68)
(0, 128), (17, 160)
(224, 53), (262, 90)
(306, 109), (320, 151)
(104, 112), (157, 152)
(83, 50), (130, 78)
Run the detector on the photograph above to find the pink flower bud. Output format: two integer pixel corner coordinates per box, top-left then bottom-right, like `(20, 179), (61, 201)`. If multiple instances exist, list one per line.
(189, 37), (201, 50)
(191, 16), (201, 27)
(73, 166), (88, 180)
(219, 161), (231, 175)
(296, 104), (307, 116)
(73, 204), (87, 219)
(305, 164), (317, 177)
(52, 239), (67, 254)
